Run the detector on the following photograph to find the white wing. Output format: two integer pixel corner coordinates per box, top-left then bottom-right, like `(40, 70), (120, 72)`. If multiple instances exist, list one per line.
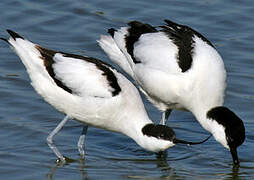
(133, 32), (181, 74)
(42, 50), (122, 98)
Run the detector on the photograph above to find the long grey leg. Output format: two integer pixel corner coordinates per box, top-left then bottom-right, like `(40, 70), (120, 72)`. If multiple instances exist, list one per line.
(159, 110), (172, 125)
(77, 125), (88, 158)
(47, 115), (69, 163)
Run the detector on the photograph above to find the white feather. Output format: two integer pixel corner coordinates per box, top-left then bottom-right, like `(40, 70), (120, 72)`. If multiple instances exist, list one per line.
(134, 32), (181, 73)
(53, 53), (113, 98)
(97, 35), (134, 77)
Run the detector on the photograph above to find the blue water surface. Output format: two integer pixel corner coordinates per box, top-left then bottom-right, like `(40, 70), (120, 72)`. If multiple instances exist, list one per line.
(0, 0), (254, 179)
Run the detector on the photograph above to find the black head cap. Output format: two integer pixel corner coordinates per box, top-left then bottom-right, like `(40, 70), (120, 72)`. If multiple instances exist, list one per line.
(142, 124), (211, 145)
(142, 124), (176, 141)
(207, 106), (245, 165)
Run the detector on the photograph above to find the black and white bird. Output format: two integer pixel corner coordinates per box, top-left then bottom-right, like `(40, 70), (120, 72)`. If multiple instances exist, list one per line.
(98, 19), (245, 165)
(1, 30), (210, 163)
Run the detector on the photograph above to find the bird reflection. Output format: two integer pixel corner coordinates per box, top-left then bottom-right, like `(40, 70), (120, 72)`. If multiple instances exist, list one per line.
(155, 151), (178, 178)
(46, 150), (179, 180)
(46, 156), (88, 180)
(229, 165), (240, 180)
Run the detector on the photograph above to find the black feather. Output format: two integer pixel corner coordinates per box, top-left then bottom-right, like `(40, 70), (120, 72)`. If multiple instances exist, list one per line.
(125, 21), (157, 64)
(7, 29), (24, 40)
(35, 46), (73, 94)
(0, 37), (9, 43)
(160, 20), (195, 72)
(108, 28), (116, 37)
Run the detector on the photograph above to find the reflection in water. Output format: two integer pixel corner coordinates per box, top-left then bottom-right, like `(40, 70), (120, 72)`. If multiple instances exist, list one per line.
(227, 166), (240, 180)
(78, 159), (88, 180)
(46, 164), (56, 180)
(45, 152), (178, 180)
(156, 153), (177, 179)
(46, 157), (88, 180)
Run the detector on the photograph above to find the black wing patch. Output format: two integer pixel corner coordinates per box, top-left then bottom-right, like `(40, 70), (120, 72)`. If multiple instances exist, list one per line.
(161, 19), (215, 72)
(125, 21), (158, 64)
(36, 46), (73, 94)
(164, 20), (214, 48)
(36, 46), (121, 96)
(160, 20), (194, 72)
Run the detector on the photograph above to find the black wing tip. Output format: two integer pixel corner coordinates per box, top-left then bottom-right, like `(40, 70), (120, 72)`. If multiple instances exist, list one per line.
(127, 20), (153, 29)
(108, 28), (117, 37)
(164, 19), (176, 25)
(0, 37), (8, 43)
(127, 20), (142, 26)
(6, 29), (24, 40)
(163, 19), (184, 30)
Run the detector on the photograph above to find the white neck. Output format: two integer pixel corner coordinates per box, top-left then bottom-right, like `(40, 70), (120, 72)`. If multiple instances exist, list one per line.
(192, 106), (228, 149)
(192, 106), (216, 133)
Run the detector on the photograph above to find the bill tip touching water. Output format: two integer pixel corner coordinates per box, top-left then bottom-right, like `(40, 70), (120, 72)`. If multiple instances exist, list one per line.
(1, 29), (210, 164)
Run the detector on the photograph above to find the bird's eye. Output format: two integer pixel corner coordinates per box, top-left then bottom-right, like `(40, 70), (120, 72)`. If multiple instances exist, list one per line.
(226, 136), (233, 143)
(160, 133), (165, 138)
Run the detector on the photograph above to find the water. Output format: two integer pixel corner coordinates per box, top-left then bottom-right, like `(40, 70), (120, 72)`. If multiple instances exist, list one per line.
(0, 0), (254, 179)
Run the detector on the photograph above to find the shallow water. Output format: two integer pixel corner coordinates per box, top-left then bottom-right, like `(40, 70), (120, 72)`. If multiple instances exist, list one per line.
(0, 0), (254, 179)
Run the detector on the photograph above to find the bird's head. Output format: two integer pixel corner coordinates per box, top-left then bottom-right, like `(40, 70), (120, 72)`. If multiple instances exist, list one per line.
(141, 124), (211, 152)
(207, 106), (245, 166)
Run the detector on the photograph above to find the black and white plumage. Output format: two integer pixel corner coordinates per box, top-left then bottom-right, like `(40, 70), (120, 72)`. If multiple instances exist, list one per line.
(98, 19), (245, 165)
(1, 30), (210, 163)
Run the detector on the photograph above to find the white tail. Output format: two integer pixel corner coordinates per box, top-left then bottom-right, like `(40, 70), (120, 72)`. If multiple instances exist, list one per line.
(97, 35), (134, 78)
